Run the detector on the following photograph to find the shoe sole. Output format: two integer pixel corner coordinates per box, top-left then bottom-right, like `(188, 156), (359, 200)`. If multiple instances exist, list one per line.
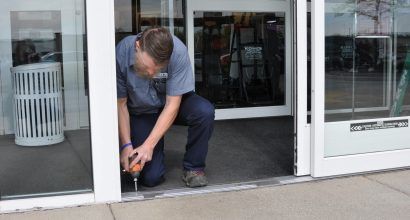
(182, 175), (208, 188)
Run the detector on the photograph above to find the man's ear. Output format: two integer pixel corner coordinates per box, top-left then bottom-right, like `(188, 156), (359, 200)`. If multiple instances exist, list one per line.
(136, 40), (140, 49)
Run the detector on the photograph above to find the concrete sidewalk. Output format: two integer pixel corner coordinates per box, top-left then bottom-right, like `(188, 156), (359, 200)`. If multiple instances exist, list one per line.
(1, 169), (410, 220)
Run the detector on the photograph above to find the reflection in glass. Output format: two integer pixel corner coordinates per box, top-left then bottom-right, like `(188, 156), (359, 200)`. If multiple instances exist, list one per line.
(325, 0), (410, 121)
(115, 0), (185, 44)
(307, 11), (312, 123)
(354, 38), (390, 109)
(395, 6), (410, 109)
(194, 12), (286, 109)
(356, 0), (391, 36)
(325, 12), (354, 111)
(0, 1), (92, 200)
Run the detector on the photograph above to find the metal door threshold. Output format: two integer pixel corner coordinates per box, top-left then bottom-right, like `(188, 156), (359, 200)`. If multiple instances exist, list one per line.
(121, 175), (314, 202)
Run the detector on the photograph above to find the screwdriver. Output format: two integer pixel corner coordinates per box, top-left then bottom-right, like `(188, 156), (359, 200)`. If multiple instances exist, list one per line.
(129, 153), (142, 193)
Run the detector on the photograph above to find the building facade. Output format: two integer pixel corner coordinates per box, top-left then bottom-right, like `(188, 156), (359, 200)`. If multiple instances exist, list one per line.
(1, 0), (410, 212)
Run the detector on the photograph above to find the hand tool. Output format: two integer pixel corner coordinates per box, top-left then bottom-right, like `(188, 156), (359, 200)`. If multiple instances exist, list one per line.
(129, 153), (142, 193)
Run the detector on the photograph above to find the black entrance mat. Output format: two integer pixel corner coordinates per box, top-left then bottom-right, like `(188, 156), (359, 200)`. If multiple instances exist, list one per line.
(0, 130), (93, 198)
(122, 116), (294, 193)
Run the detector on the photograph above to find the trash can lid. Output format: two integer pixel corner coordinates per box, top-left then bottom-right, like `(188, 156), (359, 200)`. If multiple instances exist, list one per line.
(11, 62), (61, 72)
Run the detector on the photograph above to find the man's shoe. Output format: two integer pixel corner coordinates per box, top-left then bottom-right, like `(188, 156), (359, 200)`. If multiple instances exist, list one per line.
(182, 170), (208, 188)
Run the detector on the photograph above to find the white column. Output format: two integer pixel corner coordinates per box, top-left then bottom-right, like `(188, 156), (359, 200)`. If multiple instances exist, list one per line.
(86, 0), (121, 202)
(311, 0), (325, 177)
(295, 0), (310, 176)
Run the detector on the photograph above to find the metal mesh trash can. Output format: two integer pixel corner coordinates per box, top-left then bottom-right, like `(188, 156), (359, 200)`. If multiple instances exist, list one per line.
(11, 62), (64, 146)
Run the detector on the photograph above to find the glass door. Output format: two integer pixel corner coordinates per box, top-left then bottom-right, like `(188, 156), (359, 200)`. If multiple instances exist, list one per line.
(1, 0), (121, 211)
(312, 0), (410, 177)
(0, 0), (93, 200)
(186, 0), (292, 119)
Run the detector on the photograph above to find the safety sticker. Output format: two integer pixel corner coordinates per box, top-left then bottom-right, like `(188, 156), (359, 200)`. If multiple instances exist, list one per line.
(350, 119), (408, 132)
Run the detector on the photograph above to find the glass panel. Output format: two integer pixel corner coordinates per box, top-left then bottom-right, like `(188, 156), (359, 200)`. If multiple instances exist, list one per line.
(356, 0), (392, 36)
(0, 1), (92, 199)
(194, 11), (286, 108)
(325, 11), (354, 112)
(354, 37), (390, 109)
(395, 4), (410, 111)
(307, 11), (312, 116)
(325, 0), (410, 122)
(324, 0), (410, 157)
(115, 0), (185, 44)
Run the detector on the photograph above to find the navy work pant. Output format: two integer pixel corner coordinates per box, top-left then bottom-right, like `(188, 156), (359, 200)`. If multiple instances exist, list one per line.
(130, 92), (214, 187)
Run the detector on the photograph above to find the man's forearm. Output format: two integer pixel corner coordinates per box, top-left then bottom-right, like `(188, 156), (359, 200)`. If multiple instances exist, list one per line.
(144, 96), (181, 149)
(118, 100), (132, 146)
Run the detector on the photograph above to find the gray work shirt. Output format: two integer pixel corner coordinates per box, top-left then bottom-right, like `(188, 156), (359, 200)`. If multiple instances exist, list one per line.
(116, 34), (194, 115)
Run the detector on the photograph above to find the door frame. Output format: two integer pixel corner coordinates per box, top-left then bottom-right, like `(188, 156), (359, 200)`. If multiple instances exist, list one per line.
(294, 0), (310, 176)
(186, 0), (292, 120)
(311, 0), (410, 177)
(0, 0), (121, 212)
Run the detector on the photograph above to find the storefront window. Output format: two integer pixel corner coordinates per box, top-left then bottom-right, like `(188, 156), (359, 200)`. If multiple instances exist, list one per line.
(325, 0), (410, 122)
(194, 11), (286, 108)
(0, 1), (92, 199)
(115, 0), (185, 44)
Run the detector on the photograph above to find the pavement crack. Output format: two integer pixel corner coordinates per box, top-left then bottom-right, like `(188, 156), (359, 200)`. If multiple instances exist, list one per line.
(364, 176), (410, 198)
(108, 204), (117, 220)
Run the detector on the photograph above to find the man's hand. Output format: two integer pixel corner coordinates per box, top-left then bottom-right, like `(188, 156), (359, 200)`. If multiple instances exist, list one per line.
(129, 144), (154, 169)
(125, 95), (181, 171)
(120, 146), (134, 172)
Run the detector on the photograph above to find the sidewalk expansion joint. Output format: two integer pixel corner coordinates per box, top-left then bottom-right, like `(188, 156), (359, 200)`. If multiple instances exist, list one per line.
(108, 204), (117, 220)
(364, 176), (410, 198)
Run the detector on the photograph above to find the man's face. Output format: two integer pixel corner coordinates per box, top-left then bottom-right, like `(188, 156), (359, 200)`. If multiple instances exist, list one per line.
(134, 41), (165, 78)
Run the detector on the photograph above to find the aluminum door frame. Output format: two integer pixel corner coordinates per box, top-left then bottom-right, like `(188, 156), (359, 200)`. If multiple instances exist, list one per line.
(311, 0), (410, 177)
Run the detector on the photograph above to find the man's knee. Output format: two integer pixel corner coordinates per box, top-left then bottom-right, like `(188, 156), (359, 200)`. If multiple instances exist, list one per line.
(194, 98), (215, 124)
(141, 173), (165, 187)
